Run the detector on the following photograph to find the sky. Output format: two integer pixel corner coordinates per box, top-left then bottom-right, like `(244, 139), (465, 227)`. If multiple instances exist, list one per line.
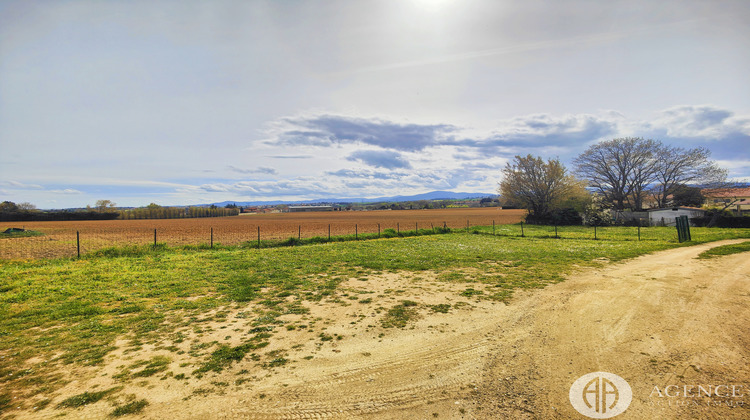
(1, 0), (749, 208)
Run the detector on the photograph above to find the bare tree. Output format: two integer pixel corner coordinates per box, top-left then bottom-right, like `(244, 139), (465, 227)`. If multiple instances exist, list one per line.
(17, 202), (37, 211)
(574, 137), (659, 211)
(95, 199), (117, 212)
(652, 145), (726, 208)
(499, 155), (584, 220)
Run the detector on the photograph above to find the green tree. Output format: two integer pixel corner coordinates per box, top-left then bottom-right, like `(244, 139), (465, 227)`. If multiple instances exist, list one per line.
(499, 155), (584, 221)
(671, 185), (705, 207)
(0, 201), (19, 213)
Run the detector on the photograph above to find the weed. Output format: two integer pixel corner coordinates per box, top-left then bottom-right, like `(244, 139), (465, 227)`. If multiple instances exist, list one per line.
(110, 399), (148, 417)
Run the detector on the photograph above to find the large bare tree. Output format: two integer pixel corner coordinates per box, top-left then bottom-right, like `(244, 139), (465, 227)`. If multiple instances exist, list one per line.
(499, 155), (584, 220)
(651, 145), (726, 208)
(573, 137), (659, 211)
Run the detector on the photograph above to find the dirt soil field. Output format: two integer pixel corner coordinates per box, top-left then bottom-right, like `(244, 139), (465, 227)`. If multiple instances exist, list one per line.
(16, 239), (749, 419)
(0, 208), (523, 259)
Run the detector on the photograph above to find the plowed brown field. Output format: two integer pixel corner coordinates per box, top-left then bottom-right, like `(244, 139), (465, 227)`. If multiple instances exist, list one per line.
(0, 208), (524, 260)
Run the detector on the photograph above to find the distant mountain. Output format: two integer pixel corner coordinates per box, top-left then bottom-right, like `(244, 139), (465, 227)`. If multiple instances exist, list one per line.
(208, 191), (496, 207)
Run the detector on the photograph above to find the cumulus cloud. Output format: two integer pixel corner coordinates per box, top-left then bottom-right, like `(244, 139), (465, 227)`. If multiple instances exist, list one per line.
(346, 150), (412, 169)
(646, 105), (737, 138)
(452, 113), (618, 153)
(267, 114), (457, 152)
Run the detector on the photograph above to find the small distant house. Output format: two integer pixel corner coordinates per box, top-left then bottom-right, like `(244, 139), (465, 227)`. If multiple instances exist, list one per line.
(648, 207), (706, 227)
(287, 206), (333, 213)
(702, 187), (750, 215)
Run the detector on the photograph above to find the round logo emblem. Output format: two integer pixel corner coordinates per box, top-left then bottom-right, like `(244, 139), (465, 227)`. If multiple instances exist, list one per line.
(569, 372), (632, 418)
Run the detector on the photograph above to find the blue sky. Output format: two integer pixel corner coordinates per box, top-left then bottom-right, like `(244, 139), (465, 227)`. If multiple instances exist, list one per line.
(1, 0), (749, 208)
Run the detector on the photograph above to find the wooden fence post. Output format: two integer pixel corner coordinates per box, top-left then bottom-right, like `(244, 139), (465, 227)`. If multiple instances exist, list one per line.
(154, 229), (157, 248)
(257, 226), (260, 249)
(211, 228), (214, 248)
(77, 231), (80, 258)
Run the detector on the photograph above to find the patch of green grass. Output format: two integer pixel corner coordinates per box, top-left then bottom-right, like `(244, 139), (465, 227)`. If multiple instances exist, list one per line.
(114, 356), (171, 381)
(0, 229), (44, 239)
(697, 241), (750, 259)
(0, 393), (11, 414)
(193, 341), (267, 376)
(55, 387), (121, 409)
(429, 304), (451, 313)
(381, 300), (420, 328)
(110, 399), (148, 417)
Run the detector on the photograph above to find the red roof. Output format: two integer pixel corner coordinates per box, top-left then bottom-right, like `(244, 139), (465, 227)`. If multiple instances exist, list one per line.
(702, 187), (750, 198)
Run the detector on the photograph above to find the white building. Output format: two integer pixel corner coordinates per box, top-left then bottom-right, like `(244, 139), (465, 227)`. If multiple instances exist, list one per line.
(647, 207), (706, 227)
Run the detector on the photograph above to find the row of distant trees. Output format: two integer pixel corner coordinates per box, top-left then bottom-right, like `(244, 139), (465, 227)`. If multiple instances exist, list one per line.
(0, 201), (119, 222)
(118, 203), (239, 219)
(0, 200), (240, 222)
(499, 137), (740, 226)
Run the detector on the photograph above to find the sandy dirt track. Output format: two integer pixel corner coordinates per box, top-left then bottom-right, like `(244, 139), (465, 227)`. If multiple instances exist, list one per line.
(23, 240), (749, 419)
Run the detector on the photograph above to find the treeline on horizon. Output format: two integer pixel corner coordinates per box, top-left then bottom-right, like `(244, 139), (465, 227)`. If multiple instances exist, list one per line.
(0, 198), (500, 222)
(0, 201), (240, 222)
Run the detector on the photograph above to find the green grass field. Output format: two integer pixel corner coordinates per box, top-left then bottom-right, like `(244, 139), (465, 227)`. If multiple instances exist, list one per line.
(1, 225), (749, 415)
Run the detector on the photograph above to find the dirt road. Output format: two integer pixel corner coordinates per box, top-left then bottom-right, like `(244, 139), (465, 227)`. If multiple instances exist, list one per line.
(28, 240), (750, 419)
(475, 239), (750, 419)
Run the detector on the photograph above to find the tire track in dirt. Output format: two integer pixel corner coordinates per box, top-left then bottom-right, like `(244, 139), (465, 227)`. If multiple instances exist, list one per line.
(172, 330), (495, 419)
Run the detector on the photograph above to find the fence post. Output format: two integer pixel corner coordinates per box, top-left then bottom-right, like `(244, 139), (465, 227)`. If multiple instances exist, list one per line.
(77, 231), (80, 258)
(554, 224), (558, 239)
(594, 225), (597, 240)
(355, 224), (358, 240)
(416, 222), (418, 233)
(493, 220), (495, 235)
(378, 223), (380, 238)
(397, 223), (400, 234)
(298, 225), (301, 240)
(329, 224), (331, 240)
(154, 229), (157, 248)
(257, 226), (261, 249)
(638, 225), (641, 241)
(211, 228), (214, 248)
(521, 222), (525, 237)
(466, 220), (469, 233)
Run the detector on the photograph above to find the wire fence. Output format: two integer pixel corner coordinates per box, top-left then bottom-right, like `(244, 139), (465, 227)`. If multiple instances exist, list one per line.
(0, 217), (685, 261)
